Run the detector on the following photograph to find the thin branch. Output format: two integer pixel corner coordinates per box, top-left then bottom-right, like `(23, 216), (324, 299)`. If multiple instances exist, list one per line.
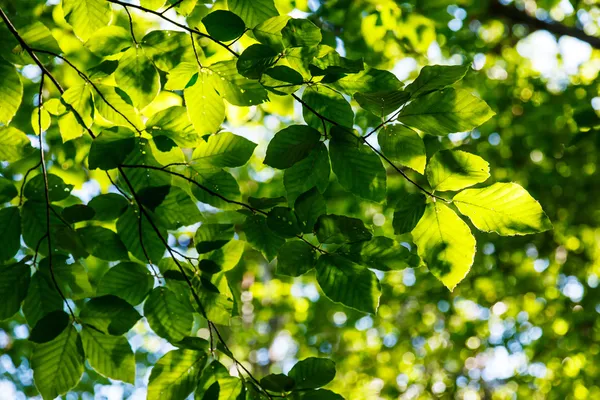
(160, 0), (183, 15)
(123, 5), (139, 46)
(106, 171), (132, 201)
(19, 160), (42, 206)
(37, 75), (76, 320)
(106, 0), (240, 57)
(190, 32), (203, 68)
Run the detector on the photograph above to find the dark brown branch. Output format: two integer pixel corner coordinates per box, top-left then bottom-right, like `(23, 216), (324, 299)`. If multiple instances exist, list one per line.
(490, 1), (600, 48)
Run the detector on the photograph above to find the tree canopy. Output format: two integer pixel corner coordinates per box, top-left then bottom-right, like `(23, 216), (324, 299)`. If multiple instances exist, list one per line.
(0, 0), (598, 399)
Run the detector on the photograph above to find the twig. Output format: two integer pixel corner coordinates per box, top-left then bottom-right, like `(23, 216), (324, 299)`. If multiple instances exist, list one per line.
(19, 160), (42, 206)
(160, 0), (183, 15)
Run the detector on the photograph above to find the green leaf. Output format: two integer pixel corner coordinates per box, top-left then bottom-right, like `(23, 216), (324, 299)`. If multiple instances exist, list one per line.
(283, 143), (330, 204)
(155, 186), (203, 229)
(202, 10), (246, 41)
(236, 44), (280, 79)
(260, 374), (296, 392)
(148, 349), (207, 400)
(0, 261), (30, 320)
(185, 70), (226, 135)
(316, 254), (381, 314)
(115, 46), (160, 109)
(397, 88), (495, 136)
(248, 196), (287, 209)
(192, 131), (257, 168)
(97, 262), (154, 306)
(10, 22), (62, 62)
(61, 84), (94, 128)
(117, 206), (167, 263)
(264, 125), (321, 169)
(81, 325), (135, 383)
(253, 16), (290, 51)
(63, 0), (112, 41)
(88, 193), (129, 221)
(120, 139), (171, 192)
(330, 67), (402, 94)
(204, 239), (245, 273)
(0, 57), (23, 125)
(337, 236), (420, 271)
(24, 174), (73, 202)
(190, 168), (242, 209)
(282, 18), (322, 48)
(84, 26), (131, 57)
(94, 84), (145, 130)
(411, 202), (476, 291)
(453, 182), (552, 236)
(62, 204), (95, 223)
(329, 127), (386, 202)
(141, 30), (196, 72)
(296, 389), (345, 400)
(0, 126), (34, 162)
(22, 271), (63, 327)
(392, 193), (427, 234)
(203, 377), (244, 400)
(228, 0), (279, 28)
(29, 310), (70, 343)
(32, 325), (84, 400)
(195, 224), (235, 254)
(267, 207), (302, 238)
(21, 201), (60, 250)
(80, 295), (142, 335)
(58, 111), (83, 142)
(243, 214), (285, 261)
(31, 107), (51, 135)
(89, 128), (136, 170)
(378, 125), (426, 174)
(405, 64), (469, 98)
(309, 48), (363, 76)
(141, 0), (166, 10)
(294, 187), (327, 233)
(146, 106), (200, 148)
(195, 360), (231, 398)
(426, 150), (490, 192)
(39, 256), (94, 300)
(78, 226), (129, 261)
(289, 357), (336, 389)
(354, 90), (410, 117)
(0, 177), (18, 203)
(302, 86), (354, 131)
(315, 214), (372, 244)
(260, 65), (304, 95)
(276, 240), (317, 277)
(0, 207), (21, 261)
(211, 60), (269, 106)
(144, 287), (193, 342)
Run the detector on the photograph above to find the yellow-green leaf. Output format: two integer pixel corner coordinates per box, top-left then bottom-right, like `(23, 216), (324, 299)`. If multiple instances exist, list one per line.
(426, 150), (489, 192)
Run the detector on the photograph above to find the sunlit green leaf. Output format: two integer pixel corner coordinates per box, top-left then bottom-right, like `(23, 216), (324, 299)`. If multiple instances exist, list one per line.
(315, 214), (372, 244)
(185, 70), (225, 136)
(284, 143), (330, 204)
(392, 193), (427, 234)
(192, 131), (257, 168)
(264, 125), (321, 169)
(195, 224), (235, 254)
(426, 150), (490, 192)
(146, 106), (200, 148)
(115, 46), (160, 109)
(405, 64), (469, 98)
(148, 349), (207, 400)
(378, 125), (426, 174)
(282, 18), (322, 48)
(80, 295), (141, 335)
(63, 0), (112, 41)
(0, 57), (23, 125)
(253, 16), (290, 50)
(84, 26), (131, 57)
(61, 83), (94, 128)
(142, 30), (196, 72)
(0, 126), (34, 162)
(145, 287), (193, 342)
(81, 325), (135, 383)
(117, 206), (167, 264)
(337, 236), (420, 271)
(228, 0), (279, 28)
(289, 357), (336, 389)
(97, 262), (154, 306)
(276, 240), (317, 277)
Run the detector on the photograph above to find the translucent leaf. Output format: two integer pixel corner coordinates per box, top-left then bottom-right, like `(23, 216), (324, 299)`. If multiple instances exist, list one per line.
(289, 357), (336, 389)
(228, 0), (279, 28)
(184, 70), (225, 135)
(192, 131), (257, 168)
(190, 168), (241, 209)
(32, 325), (84, 400)
(195, 224), (234, 254)
(144, 287), (193, 342)
(397, 88), (495, 136)
(31, 107), (51, 135)
(330, 68), (402, 94)
(154, 186), (203, 229)
(22, 272), (63, 327)
(264, 125), (321, 169)
(63, 0), (112, 41)
(354, 90), (410, 117)
(329, 127), (386, 202)
(140, 0), (166, 10)
(302, 86), (354, 131)
(202, 10), (246, 41)
(378, 125), (426, 174)
(146, 106), (200, 148)
(253, 16), (290, 51)
(88, 193), (129, 221)
(211, 60), (269, 106)
(453, 182), (552, 236)
(405, 64), (469, 98)
(337, 236), (420, 271)
(79, 295), (142, 335)
(61, 84), (94, 128)
(97, 262), (154, 306)
(147, 349), (207, 400)
(276, 240), (316, 277)
(243, 214), (285, 261)
(24, 174), (73, 202)
(88, 127), (136, 171)
(94, 84), (145, 130)
(392, 193), (427, 234)
(316, 254), (381, 314)
(309, 49), (363, 76)
(314, 214), (372, 244)
(58, 111), (83, 142)
(8, 22), (62, 64)
(0, 126), (35, 162)
(411, 202), (476, 291)
(0, 260), (30, 320)
(0, 58), (23, 125)
(39, 256), (94, 300)
(284, 143), (330, 204)
(115, 46), (161, 109)
(236, 44), (279, 79)
(294, 187), (326, 233)
(117, 206), (167, 263)
(260, 65), (304, 95)
(77, 226), (129, 261)
(426, 150), (490, 192)
(0, 207), (21, 262)
(142, 31), (196, 72)
(282, 18), (322, 48)
(84, 26), (131, 58)
(81, 326), (135, 383)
